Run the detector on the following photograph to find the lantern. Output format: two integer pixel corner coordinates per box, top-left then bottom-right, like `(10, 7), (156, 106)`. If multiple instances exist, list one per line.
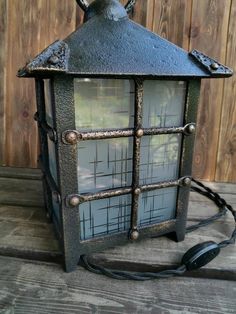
(18, 0), (233, 272)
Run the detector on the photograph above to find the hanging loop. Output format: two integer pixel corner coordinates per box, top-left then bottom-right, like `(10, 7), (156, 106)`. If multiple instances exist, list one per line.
(76, 0), (136, 13)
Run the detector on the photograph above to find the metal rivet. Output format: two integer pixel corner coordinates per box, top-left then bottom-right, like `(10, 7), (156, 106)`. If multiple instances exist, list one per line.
(134, 188), (141, 195)
(136, 129), (144, 138)
(130, 230), (139, 241)
(183, 177), (192, 187)
(188, 124), (196, 134)
(48, 55), (60, 65)
(210, 62), (219, 70)
(69, 196), (80, 207)
(65, 131), (78, 145)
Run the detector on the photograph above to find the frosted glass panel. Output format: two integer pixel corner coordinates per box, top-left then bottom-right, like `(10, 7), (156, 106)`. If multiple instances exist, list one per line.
(143, 81), (186, 128)
(74, 79), (134, 131)
(138, 187), (177, 227)
(78, 138), (133, 193)
(48, 137), (58, 184)
(79, 195), (132, 240)
(140, 134), (182, 185)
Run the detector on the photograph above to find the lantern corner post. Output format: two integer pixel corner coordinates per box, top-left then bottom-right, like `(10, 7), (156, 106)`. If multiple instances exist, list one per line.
(52, 75), (82, 272)
(174, 79), (201, 242)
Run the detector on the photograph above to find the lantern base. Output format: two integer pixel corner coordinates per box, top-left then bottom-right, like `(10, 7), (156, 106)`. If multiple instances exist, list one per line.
(168, 230), (186, 243)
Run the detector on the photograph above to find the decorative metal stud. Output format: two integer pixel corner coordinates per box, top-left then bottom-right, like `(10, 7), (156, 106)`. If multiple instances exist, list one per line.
(48, 55), (60, 65)
(64, 131), (78, 145)
(134, 188), (141, 195)
(184, 123), (196, 135)
(69, 196), (80, 207)
(136, 129), (144, 138)
(130, 229), (139, 241)
(210, 63), (219, 70)
(188, 124), (196, 134)
(183, 177), (192, 187)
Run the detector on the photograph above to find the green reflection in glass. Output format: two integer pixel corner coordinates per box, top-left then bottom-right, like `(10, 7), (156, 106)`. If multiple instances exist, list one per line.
(143, 81), (186, 128)
(74, 79), (134, 131)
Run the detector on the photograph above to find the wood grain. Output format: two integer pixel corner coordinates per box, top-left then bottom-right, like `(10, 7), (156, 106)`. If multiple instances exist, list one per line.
(190, 0), (232, 181)
(216, 0), (236, 183)
(152, 0), (192, 50)
(0, 0), (7, 166)
(0, 256), (236, 314)
(5, 0), (76, 168)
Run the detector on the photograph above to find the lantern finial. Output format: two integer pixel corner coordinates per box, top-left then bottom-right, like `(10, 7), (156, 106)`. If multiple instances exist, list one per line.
(76, 0), (136, 21)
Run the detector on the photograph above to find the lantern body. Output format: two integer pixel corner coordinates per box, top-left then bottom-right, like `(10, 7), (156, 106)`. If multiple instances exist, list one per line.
(19, 0), (232, 272)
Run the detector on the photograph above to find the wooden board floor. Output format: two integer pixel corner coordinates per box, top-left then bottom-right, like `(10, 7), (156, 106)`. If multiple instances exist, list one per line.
(0, 168), (235, 313)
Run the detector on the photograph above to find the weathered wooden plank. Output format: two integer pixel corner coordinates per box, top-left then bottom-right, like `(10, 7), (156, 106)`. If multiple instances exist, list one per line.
(0, 256), (235, 314)
(152, 0), (192, 49)
(216, 0), (236, 183)
(5, 0), (76, 168)
(0, 0), (7, 166)
(0, 177), (44, 207)
(190, 0), (231, 181)
(0, 166), (42, 180)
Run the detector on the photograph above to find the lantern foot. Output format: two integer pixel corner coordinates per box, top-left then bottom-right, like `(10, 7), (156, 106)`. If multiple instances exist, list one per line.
(168, 230), (185, 243)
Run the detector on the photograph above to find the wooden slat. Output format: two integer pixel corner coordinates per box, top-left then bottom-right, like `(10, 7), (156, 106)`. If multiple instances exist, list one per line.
(152, 0), (192, 50)
(5, 0), (76, 168)
(0, 177), (44, 207)
(0, 166), (41, 180)
(0, 256), (235, 314)
(0, 0), (7, 166)
(216, 0), (236, 183)
(190, 0), (232, 181)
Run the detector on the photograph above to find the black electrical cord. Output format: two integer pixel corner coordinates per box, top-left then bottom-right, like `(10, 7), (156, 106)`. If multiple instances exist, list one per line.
(80, 179), (236, 280)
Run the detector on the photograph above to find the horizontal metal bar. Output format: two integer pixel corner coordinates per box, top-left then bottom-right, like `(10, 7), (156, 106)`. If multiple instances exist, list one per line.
(79, 129), (134, 141)
(66, 123), (196, 143)
(78, 187), (133, 203)
(70, 177), (191, 205)
(34, 112), (57, 142)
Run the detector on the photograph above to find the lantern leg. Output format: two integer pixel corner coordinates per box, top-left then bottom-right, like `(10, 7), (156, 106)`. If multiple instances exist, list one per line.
(168, 230), (185, 243)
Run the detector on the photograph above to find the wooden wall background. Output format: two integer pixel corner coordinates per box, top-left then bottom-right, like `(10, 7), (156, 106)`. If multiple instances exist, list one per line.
(0, 0), (235, 183)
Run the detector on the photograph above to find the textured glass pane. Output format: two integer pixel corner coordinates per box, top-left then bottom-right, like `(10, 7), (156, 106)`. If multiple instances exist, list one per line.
(138, 187), (177, 227)
(48, 137), (58, 184)
(143, 81), (186, 128)
(74, 79), (134, 131)
(140, 134), (182, 185)
(44, 79), (54, 127)
(79, 195), (132, 240)
(78, 138), (133, 193)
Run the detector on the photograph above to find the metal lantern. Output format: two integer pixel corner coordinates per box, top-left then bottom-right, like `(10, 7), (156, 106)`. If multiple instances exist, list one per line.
(18, 0), (233, 272)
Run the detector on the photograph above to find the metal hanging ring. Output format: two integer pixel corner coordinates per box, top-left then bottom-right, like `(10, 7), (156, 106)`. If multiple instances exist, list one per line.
(76, 0), (136, 13)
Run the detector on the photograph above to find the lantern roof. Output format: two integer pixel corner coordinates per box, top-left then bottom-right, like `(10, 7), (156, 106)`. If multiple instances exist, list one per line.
(18, 0), (233, 79)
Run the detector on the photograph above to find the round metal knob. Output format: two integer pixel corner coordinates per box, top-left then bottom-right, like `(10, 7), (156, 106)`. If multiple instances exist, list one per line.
(210, 62), (219, 70)
(185, 123), (196, 135)
(130, 230), (139, 241)
(136, 129), (144, 138)
(134, 188), (141, 195)
(69, 196), (80, 207)
(65, 131), (78, 145)
(183, 177), (192, 187)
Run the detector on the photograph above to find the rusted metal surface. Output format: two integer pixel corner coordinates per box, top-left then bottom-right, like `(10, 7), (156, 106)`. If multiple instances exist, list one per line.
(76, 0), (136, 14)
(18, 1), (233, 79)
(190, 50), (233, 77)
(18, 41), (69, 77)
(130, 79), (143, 238)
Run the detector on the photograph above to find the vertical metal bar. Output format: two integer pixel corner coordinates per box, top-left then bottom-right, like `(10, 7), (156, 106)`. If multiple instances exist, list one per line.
(175, 80), (201, 242)
(35, 79), (53, 219)
(130, 79), (143, 240)
(53, 76), (81, 272)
